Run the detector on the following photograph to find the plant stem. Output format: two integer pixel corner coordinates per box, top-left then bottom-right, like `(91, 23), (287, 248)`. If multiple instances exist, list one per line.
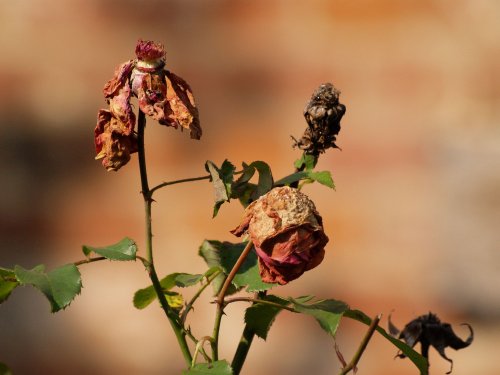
(231, 291), (268, 375)
(181, 269), (222, 324)
(137, 110), (193, 367)
(338, 314), (382, 375)
(210, 241), (254, 361)
(150, 175), (211, 196)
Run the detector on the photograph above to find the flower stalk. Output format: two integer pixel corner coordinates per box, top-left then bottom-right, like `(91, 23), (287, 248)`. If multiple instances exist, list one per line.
(137, 110), (193, 367)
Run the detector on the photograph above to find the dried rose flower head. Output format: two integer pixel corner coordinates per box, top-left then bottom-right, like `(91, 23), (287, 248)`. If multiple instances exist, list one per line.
(389, 312), (474, 374)
(293, 83), (346, 156)
(231, 186), (328, 285)
(95, 39), (201, 171)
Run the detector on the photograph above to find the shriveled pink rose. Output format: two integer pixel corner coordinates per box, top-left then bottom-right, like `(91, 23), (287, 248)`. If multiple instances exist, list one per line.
(95, 39), (201, 170)
(231, 186), (328, 285)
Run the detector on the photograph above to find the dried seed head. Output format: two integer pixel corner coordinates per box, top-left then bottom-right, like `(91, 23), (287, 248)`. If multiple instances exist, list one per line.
(231, 186), (329, 285)
(293, 83), (346, 155)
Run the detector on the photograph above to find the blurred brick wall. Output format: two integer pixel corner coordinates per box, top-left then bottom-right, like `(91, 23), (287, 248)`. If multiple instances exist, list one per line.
(1, 1), (499, 374)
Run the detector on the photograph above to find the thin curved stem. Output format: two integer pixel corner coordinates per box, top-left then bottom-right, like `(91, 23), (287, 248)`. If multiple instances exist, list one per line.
(150, 175), (211, 196)
(181, 269), (222, 324)
(137, 110), (192, 367)
(337, 314), (381, 375)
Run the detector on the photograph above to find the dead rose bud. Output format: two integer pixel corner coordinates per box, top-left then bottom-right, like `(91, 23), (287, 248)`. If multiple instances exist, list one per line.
(293, 83), (346, 155)
(95, 39), (201, 171)
(231, 186), (328, 285)
(389, 312), (474, 374)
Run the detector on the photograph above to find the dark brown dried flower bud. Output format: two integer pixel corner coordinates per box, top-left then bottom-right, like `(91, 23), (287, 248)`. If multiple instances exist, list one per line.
(389, 312), (474, 374)
(231, 186), (329, 285)
(95, 39), (201, 170)
(293, 83), (346, 155)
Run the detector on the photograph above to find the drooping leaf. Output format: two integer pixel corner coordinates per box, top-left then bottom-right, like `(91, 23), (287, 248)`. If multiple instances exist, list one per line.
(0, 362), (12, 375)
(344, 309), (428, 375)
(244, 295), (290, 340)
(133, 272), (202, 309)
(182, 360), (233, 375)
(0, 267), (19, 303)
(14, 264), (82, 313)
(291, 298), (349, 336)
(205, 160), (236, 217)
(82, 237), (137, 261)
(307, 171), (335, 189)
(198, 240), (276, 295)
(231, 161), (274, 206)
(247, 161), (273, 199)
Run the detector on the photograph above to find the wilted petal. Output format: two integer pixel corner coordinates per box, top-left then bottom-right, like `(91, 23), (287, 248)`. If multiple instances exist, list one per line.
(132, 69), (168, 121)
(103, 60), (134, 98)
(109, 82), (136, 134)
(164, 71), (202, 139)
(94, 109), (137, 171)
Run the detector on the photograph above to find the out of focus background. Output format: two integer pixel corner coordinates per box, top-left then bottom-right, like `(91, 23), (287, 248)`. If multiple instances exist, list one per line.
(1, 1), (499, 374)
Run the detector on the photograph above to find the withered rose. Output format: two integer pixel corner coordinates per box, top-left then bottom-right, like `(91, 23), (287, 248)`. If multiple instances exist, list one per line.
(95, 39), (201, 171)
(231, 186), (328, 285)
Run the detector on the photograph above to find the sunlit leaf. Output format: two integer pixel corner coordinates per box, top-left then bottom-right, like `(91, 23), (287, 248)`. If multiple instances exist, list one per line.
(344, 309), (428, 375)
(182, 360), (233, 375)
(0, 267), (19, 303)
(133, 272), (201, 309)
(244, 295), (289, 340)
(291, 298), (348, 336)
(14, 264), (82, 313)
(82, 237), (137, 261)
(198, 240), (276, 294)
(307, 171), (335, 189)
(294, 153), (317, 171)
(0, 362), (12, 375)
(205, 160), (236, 217)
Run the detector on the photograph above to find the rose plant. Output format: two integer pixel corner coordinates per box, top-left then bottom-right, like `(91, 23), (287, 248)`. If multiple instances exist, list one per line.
(0, 40), (472, 375)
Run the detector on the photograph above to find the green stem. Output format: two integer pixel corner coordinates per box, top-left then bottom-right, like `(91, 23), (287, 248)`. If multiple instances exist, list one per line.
(224, 296), (295, 313)
(338, 314), (381, 375)
(137, 110), (193, 367)
(231, 292), (267, 375)
(181, 269), (222, 324)
(211, 241), (254, 360)
(150, 175), (211, 196)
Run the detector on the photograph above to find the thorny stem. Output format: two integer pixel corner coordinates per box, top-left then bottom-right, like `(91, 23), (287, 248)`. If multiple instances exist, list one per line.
(223, 296), (296, 313)
(337, 314), (382, 375)
(211, 241), (254, 361)
(181, 269), (222, 324)
(137, 110), (193, 367)
(231, 292), (268, 375)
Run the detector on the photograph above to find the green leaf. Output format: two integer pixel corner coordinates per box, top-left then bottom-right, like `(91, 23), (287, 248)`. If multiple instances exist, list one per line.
(198, 241), (276, 294)
(82, 237), (137, 261)
(0, 362), (12, 375)
(344, 309), (428, 375)
(307, 171), (335, 189)
(294, 153), (317, 171)
(244, 295), (289, 340)
(183, 360), (233, 375)
(14, 264), (82, 313)
(291, 298), (348, 336)
(247, 161), (273, 199)
(273, 171), (309, 186)
(133, 272), (202, 309)
(0, 267), (19, 303)
(205, 160), (236, 217)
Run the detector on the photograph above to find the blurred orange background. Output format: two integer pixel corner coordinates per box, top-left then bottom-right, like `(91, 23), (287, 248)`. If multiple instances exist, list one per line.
(1, 1), (499, 374)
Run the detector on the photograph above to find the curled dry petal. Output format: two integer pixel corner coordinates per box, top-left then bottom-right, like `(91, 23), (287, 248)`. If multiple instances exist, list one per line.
(231, 186), (328, 285)
(103, 61), (134, 98)
(164, 71), (202, 139)
(95, 110), (138, 171)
